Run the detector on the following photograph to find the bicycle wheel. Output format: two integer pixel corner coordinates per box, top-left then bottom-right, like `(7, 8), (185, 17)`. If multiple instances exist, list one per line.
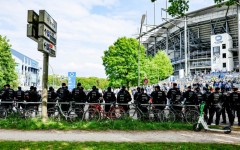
(127, 108), (141, 120)
(0, 108), (7, 119)
(83, 108), (100, 121)
(160, 109), (176, 122)
(149, 109), (161, 122)
(109, 107), (126, 120)
(68, 108), (84, 122)
(47, 108), (61, 121)
(25, 109), (39, 119)
(174, 110), (184, 122)
(185, 110), (199, 124)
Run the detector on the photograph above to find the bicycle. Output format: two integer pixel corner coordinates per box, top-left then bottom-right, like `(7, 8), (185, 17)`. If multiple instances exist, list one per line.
(127, 102), (160, 121)
(168, 101), (199, 124)
(0, 100), (26, 119)
(47, 99), (84, 122)
(83, 101), (125, 121)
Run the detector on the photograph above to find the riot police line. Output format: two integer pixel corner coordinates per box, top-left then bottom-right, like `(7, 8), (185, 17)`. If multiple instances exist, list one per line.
(0, 82), (240, 125)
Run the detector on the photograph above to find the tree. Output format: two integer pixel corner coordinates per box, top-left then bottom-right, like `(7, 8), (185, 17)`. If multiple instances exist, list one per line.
(151, 0), (238, 17)
(143, 51), (173, 84)
(0, 35), (18, 88)
(102, 37), (146, 87)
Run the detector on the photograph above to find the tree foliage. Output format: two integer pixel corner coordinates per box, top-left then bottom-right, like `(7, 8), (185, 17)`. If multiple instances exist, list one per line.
(102, 37), (146, 87)
(143, 51), (173, 84)
(151, 0), (238, 17)
(48, 75), (109, 90)
(0, 35), (18, 88)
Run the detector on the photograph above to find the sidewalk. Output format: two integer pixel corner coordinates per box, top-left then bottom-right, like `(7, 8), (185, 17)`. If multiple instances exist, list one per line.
(0, 129), (239, 144)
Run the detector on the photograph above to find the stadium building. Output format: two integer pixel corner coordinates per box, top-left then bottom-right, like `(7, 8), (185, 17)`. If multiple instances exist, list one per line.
(142, 4), (240, 77)
(11, 49), (40, 89)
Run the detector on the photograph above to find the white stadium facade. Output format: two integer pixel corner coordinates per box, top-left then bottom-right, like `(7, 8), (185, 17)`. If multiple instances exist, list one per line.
(142, 4), (240, 77)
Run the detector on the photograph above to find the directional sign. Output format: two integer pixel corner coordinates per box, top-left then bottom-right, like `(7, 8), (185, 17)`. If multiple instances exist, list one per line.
(38, 24), (57, 45)
(39, 10), (57, 33)
(68, 72), (76, 91)
(27, 10), (39, 23)
(27, 24), (38, 42)
(38, 38), (56, 57)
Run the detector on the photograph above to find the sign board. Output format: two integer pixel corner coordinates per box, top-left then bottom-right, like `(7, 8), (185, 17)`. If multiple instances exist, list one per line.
(39, 10), (57, 33)
(27, 10), (39, 23)
(144, 78), (148, 84)
(27, 24), (38, 42)
(68, 72), (76, 91)
(38, 38), (56, 57)
(38, 24), (57, 44)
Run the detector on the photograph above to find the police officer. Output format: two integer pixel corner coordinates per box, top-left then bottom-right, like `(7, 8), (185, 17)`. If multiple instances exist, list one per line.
(207, 87), (224, 125)
(47, 87), (57, 109)
(72, 83), (87, 110)
(1, 84), (14, 109)
(136, 88), (150, 115)
(103, 87), (116, 113)
(167, 83), (182, 105)
(221, 89), (233, 125)
(229, 87), (240, 126)
(133, 87), (141, 103)
(182, 86), (197, 105)
(57, 83), (70, 112)
(117, 86), (132, 112)
(15, 87), (25, 109)
(150, 85), (167, 110)
(87, 86), (101, 103)
(27, 86), (39, 110)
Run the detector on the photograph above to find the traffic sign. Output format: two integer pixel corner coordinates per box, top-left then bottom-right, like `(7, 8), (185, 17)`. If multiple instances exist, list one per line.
(68, 72), (76, 91)
(39, 10), (57, 33)
(38, 24), (57, 45)
(38, 38), (56, 57)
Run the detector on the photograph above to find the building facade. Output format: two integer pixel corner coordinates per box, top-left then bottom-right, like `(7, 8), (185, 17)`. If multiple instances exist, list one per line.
(11, 49), (40, 89)
(142, 4), (240, 77)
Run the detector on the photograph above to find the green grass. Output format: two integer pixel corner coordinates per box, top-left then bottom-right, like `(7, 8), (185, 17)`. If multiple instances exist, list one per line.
(0, 141), (239, 150)
(0, 117), (194, 130)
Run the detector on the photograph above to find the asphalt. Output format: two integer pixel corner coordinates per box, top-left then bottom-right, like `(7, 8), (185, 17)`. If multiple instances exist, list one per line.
(0, 129), (239, 144)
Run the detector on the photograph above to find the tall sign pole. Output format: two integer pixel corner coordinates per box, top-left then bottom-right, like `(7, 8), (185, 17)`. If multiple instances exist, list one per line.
(27, 10), (57, 122)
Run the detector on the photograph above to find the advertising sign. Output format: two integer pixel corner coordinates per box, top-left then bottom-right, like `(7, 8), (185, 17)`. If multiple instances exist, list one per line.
(68, 72), (76, 91)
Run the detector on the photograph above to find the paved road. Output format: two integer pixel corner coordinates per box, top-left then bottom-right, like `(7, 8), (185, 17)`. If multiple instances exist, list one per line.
(0, 129), (239, 144)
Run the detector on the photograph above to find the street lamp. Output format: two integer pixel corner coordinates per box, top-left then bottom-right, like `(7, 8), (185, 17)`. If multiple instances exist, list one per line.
(138, 14), (146, 86)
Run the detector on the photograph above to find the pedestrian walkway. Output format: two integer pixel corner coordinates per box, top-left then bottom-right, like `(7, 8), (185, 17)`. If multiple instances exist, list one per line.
(0, 130), (239, 144)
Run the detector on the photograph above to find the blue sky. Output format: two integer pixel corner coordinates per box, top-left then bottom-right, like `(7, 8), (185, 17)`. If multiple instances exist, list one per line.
(0, 0), (214, 78)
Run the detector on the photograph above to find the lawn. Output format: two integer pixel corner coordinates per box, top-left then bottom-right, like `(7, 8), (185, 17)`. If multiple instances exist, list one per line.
(0, 141), (239, 150)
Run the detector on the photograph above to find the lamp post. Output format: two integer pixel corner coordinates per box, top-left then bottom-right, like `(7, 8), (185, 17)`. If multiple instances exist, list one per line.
(138, 14), (146, 86)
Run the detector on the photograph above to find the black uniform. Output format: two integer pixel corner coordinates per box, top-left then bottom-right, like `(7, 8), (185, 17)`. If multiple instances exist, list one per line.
(57, 86), (70, 112)
(72, 87), (87, 110)
(15, 88), (25, 109)
(167, 88), (182, 104)
(229, 91), (240, 125)
(207, 91), (224, 125)
(182, 90), (197, 105)
(87, 89), (101, 103)
(151, 90), (167, 110)
(1, 88), (15, 108)
(117, 89), (132, 112)
(137, 91), (150, 114)
(103, 90), (116, 112)
(47, 89), (57, 109)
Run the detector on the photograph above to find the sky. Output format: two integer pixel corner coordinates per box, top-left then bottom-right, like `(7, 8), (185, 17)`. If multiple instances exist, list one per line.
(0, 0), (214, 78)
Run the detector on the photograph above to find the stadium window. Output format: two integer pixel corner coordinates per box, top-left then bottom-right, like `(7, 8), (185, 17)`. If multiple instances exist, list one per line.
(222, 53), (226, 58)
(222, 44), (226, 49)
(223, 63), (226, 68)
